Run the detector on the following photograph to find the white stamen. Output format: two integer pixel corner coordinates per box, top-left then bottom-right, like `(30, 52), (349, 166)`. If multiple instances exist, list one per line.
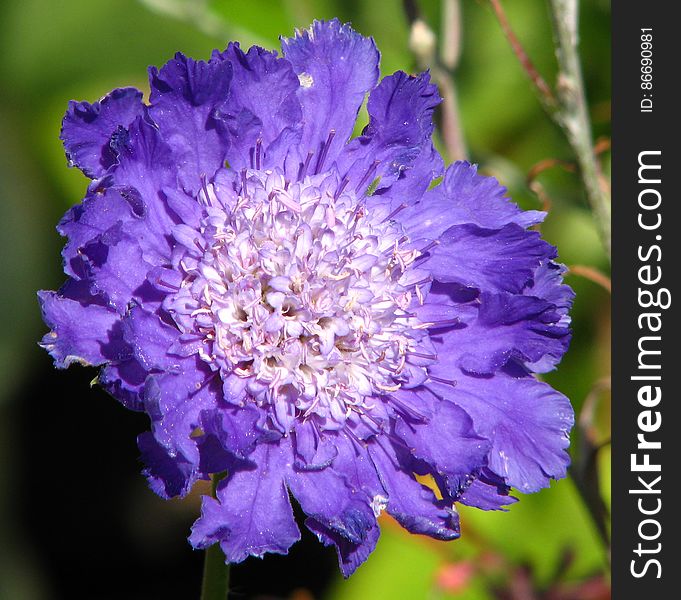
(165, 169), (430, 431)
(298, 72), (314, 88)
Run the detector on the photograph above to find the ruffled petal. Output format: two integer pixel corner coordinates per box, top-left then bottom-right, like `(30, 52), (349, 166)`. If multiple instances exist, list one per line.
(424, 223), (555, 294)
(99, 117), (179, 248)
(98, 357), (147, 411)
(61, 87), (145, 178)
(368, 437), (460, 540)
(143, 356), (219, 464)
(402, 161), (545, 240)
(293, 421), (338, 471)
(394, 397), (490, 493)
(199, 404), (262, 459)
(189, 441), (301, 562)
(138, 431), (198, 499)
(527, 260), (575, 315)
(114, 306), (218, 444)
(456, 469), (517, 511)
(287, 435), (382, 577)
(59, 187), (173, 306)
(426, 372), (573, 493)
(213, 43), (302, 170)
(374, 141), (444, 210)
(59, 187), (148, 280)
(435, 291), (571, 376)
(77, 222), (158, 312)
(287, 462), (376, 546)
(148, 52), (232, 193)
(306, 517), (380, 578)
(281, 19), (379, 170)
(121, 306), (179, 371)
(336, 71), (440, 192)
(327, 432), (385, 498)
(38, 281), (125, 368)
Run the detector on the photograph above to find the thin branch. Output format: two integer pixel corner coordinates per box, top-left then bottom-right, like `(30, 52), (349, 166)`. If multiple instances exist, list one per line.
(405, 0), (467, 161)
(570, 378), (612, 560)
(438, 0), (467, 160)
(548, 0), (611, 259)
(402, 0), (420, 24)
(527, 157), (576, 183)
(488, 0), (611, 260)
(139, 0), (269, 46)
(526, 158), (576, 217)
(568, 265), (612, 293)
(529, 180), (552, 215)
(578, 376), (611, 443)
(489, 0), (557, 111)
(593, 136), (611, 156)
(435, 70), (468, 161)
(440, 0), (462, 71)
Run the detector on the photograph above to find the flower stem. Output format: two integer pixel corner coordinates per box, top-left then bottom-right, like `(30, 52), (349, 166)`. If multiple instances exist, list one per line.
(200, 475), (230, 600)
(489, 0), (611, 261)
(403, 0), (468, 161)
(200, 546), (230, 600)
(548, 0), (611, 260)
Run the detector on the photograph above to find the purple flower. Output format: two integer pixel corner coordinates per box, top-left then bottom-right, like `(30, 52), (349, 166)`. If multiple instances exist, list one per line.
(39, 20), (574, 576)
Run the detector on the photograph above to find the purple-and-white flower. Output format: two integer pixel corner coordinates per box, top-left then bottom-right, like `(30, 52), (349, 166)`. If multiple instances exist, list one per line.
(39, 19), (574, 576)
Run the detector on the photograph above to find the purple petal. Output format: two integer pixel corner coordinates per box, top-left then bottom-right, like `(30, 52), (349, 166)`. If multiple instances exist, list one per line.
(337, 71), (441, 191)
(437, 291), (571, 376)
(521, 262), (574, 372)
(61, 87), (144, 178)
(527, 260), (575, 313)
(374, 141), (444, 209)
(293, 422), (338, 471)
(403, 161), (545, 239)
(306, 517), (380, 578)
(327, 432), (385, 498)
(106, 115), (173, 188)
(100, 117), (179, 249)
(287, 461), (376, 545)
(424, 223), (555, 294)
(426, 372), (573, 493)
(196, 433), (244, 476)
(162, 186), (203, 228)
(287, 453), (380, 577)
(368, 437), (460, 540)
(38, 283), (124, 368)
(57, 190), (124, 269)
(281, 19), (379, 170)
(200, 404), (262, 459)
(143, 358), (218, 464)
(138, 431), (198, 499)
(394, 397), (490, 485)
(213, 43), (302, 170)
(189, 441), (300, 562)
(148, 52), (232, 193)
(98, 357), (148, 411)
(413, 302), (467, 328)
(121, 306), (179, 371)
(78, 222), (156, 312)
(58, 186), (173, 313)
(456, 470), (517, 511)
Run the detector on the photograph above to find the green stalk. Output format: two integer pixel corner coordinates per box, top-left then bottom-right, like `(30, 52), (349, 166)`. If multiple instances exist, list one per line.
(200, 475), (230, 600)
(548, 0), (611, 260)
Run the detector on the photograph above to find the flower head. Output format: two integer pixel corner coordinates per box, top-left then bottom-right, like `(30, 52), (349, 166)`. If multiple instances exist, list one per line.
(39, 19), (574, 576)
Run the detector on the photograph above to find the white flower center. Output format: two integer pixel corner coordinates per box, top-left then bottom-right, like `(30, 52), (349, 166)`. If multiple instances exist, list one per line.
(168, 169), (430, 431)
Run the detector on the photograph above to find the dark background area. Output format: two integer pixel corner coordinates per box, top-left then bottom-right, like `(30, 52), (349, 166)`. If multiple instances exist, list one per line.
(13, 362), (339, 599)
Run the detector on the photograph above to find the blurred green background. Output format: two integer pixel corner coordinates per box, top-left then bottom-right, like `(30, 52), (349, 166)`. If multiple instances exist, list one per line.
(0, 1), (611, 598)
